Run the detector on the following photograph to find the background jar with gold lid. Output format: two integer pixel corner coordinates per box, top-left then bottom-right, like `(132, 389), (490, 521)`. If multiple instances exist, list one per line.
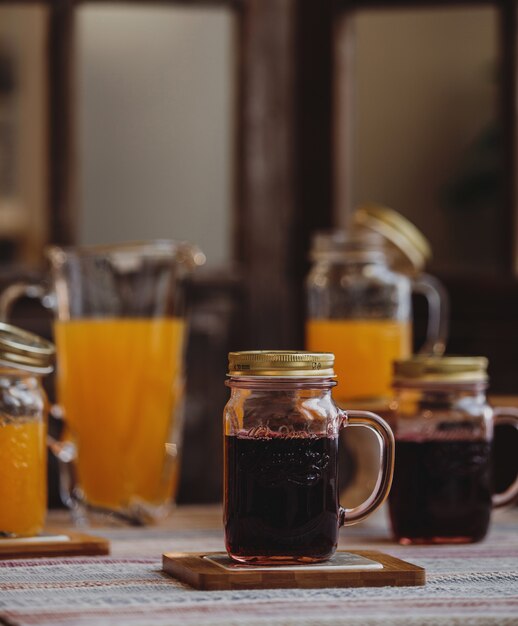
(389, 356), (518, 545)
(306, 206), (448, 408)
(0, 322), (55, 537)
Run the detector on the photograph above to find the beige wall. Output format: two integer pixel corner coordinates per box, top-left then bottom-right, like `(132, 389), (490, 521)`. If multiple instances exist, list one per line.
(77, 6), (235, 267)
(340, 7), (500, 273)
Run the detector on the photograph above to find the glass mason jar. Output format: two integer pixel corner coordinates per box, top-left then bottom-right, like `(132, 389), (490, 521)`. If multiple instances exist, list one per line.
(223, 351), (395, 564)
(306, 230), (447, 406)
(0, 322), (54, 537)
(388, 356), (518, 544)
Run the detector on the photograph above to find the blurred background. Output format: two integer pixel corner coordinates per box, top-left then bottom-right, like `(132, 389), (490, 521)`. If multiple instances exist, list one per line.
(1, 0), (517, 504)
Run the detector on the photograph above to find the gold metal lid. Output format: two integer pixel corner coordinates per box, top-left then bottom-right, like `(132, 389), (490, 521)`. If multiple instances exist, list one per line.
(354, 203), (432, 273)
(0, 322), (55, 374)
(393, 356), (488, 384)
(228, 351), (335, 377)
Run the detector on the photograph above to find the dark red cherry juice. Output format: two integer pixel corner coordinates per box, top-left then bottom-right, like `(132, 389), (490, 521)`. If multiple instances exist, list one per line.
(389, 437), (492, 544)
(224, 434), (339, 563)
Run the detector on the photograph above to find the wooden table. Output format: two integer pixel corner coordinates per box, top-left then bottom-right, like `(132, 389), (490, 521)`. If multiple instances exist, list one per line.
(0, 505), (517, 625)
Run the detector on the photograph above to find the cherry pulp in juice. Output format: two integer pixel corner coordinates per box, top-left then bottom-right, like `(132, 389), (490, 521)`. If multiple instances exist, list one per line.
(224, 434), (339, 563)
(389, 438), (492, 544)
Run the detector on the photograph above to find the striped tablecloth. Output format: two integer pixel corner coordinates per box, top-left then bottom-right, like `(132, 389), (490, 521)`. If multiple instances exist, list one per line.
(1, 506), (517, 626)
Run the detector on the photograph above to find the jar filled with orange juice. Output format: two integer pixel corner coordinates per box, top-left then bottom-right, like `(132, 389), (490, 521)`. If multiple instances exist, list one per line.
(0, 323), (54, 537)
(306, 228), (446, 406)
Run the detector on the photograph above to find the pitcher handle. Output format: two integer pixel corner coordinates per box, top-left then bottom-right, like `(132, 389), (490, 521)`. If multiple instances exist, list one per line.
(338, 409), (395, 526)
(411, 273), (449, 356)
(0, 282), (50, 321)
(492, 407), (518, 508)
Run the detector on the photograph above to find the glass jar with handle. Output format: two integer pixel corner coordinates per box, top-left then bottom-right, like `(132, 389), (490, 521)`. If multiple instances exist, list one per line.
(223, 350), (394, 564)
(389, 356), (518, 544)
(306, 228), (447, 406)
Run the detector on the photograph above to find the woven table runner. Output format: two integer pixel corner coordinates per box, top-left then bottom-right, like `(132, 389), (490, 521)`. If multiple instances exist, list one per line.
(1, 508), (517, 626)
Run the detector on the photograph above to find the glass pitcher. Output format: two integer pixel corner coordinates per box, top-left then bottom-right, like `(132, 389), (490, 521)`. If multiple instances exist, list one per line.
(306, 230), (447, 406)
(0, 240), (205, 524)
(223, 350), (394, 564)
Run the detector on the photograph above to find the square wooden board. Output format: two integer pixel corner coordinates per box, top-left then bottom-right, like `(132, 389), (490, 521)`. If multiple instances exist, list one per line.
(0, 533), (110, 559)
(162, 550), (425, 590)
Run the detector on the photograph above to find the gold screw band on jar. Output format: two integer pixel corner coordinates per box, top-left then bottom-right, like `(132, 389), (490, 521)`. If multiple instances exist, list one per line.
(310, 230), (386, 262)
(393, 356), (488, 384)
(0, 322), (55, 374)
(228, 351), (335, 377)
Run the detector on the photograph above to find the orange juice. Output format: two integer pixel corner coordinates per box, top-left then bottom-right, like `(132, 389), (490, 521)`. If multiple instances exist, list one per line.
(0, 419), (46, 536)
(54, 318), (185, 512)
(306, 319), (411, 402)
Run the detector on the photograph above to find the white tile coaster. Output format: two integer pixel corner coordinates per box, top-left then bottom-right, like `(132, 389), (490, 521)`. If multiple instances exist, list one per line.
(204, 552), (384, 572)
(0, 535), (71, 546)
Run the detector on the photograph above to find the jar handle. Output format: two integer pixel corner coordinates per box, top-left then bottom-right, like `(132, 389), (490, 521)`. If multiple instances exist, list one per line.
(411, 273), (449, 356)
(0, 282), (51, 321)
(492, 407), (518, 508)
(338, 410), (395, 526)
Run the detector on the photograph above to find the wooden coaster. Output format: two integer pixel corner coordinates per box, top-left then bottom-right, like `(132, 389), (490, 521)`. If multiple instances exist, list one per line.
(0, 533), (110, 560)
(162, 550), (425, 590)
